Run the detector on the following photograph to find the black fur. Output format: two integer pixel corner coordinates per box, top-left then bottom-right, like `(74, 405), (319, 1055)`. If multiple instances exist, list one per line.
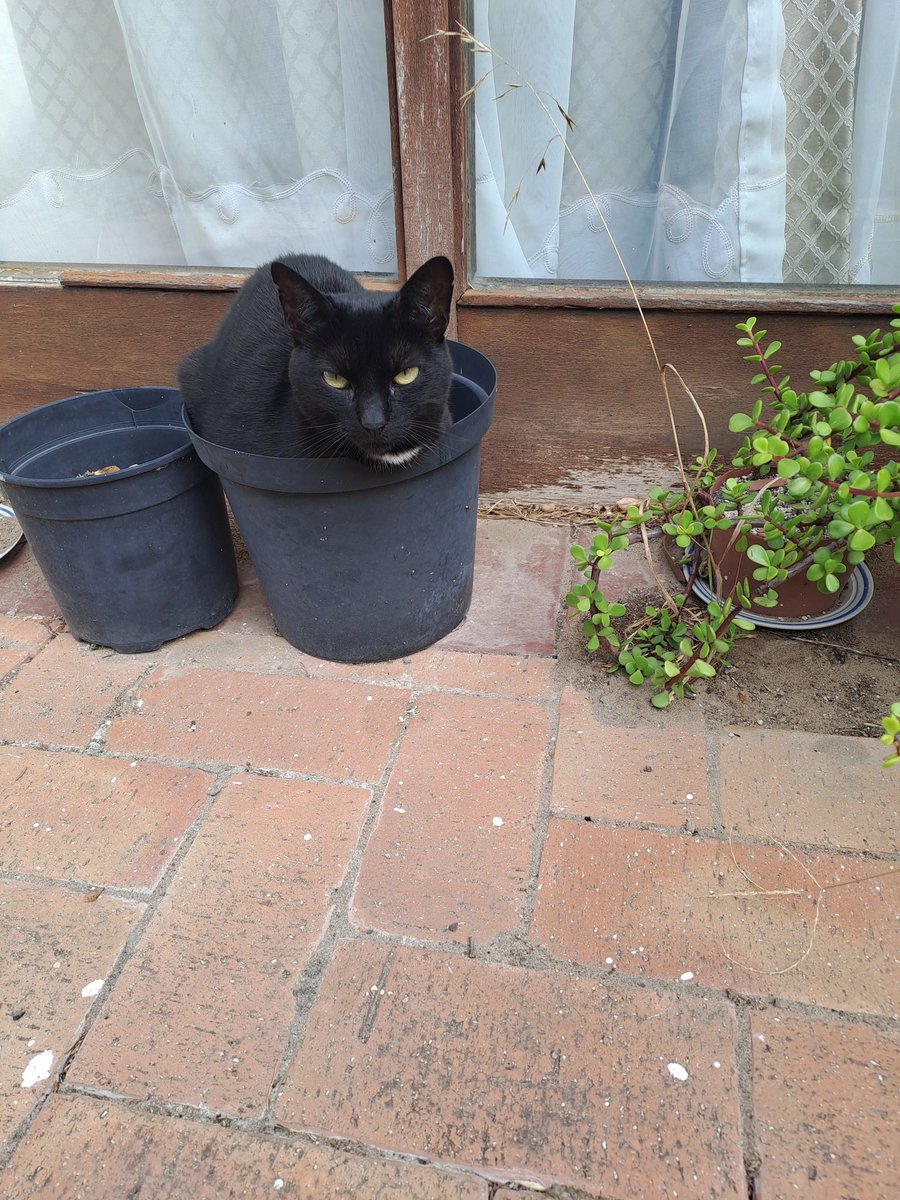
(179, 254), (454, 463)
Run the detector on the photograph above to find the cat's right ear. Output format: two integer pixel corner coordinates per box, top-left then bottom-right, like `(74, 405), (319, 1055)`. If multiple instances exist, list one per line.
(271, 261), (333, 342)
(397, 256), (454, 338)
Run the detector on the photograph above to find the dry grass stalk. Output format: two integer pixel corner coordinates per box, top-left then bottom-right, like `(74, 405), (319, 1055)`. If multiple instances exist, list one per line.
(431, 22), (715, 585)
(712, 835), (896, 976)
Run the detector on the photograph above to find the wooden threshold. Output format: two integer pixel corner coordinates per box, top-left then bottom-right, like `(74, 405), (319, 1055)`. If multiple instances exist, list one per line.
(459, 281), (899, 313)
(0, 264), (397, 292)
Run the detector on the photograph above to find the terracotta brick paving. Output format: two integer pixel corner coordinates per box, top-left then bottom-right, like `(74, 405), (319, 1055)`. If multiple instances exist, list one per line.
(275, 940), (745, 1198)
(0, 746), (210, 889)
(751, 1010), (899, 1199)
(1, 518), (897, 1199)
(7, 1094), (489, 1200)
(0, 614), (51, 682)
(532, 820), (897, 1018)
(0, 882), (141, 1141)
(70, 776), (371, 1117)
(352, 691), (550, 939)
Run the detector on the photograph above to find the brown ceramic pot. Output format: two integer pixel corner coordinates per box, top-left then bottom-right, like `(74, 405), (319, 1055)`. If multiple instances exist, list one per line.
(703, 470), (849, 620)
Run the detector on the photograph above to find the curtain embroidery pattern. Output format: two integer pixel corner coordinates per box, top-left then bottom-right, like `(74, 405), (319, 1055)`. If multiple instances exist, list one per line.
(781, 0), (863, 283)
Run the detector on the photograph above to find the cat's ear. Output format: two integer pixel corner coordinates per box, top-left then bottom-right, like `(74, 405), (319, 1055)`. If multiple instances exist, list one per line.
(397, 256), (454, 338)
(271, 261), (333, 342)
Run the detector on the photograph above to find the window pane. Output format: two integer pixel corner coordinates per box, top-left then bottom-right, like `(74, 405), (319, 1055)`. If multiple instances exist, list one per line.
(471, 0), (899, 285)
(0, 0), (396, 271)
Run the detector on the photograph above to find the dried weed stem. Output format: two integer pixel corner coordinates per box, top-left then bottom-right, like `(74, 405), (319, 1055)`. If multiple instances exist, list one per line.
(431, 23), (712, 604)
(713, 835), (896, 976)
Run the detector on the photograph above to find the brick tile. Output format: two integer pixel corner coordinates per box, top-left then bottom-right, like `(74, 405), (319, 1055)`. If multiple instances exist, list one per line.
(0, 746), (210, 889)
(0, 636), (147, 747)
(531, 820), (898, 1017)
(352, 693), (549, 939)
(71, 776), (370, 1116)
(219, 561), (278, 635)
(309, 650), (554, 696)
(406, 649), (554, 698)
(299, 655), (413, 683)
(718, 728), (898, 854)
(105, 666), (409, 781)
(0, 614), (52, 680)
(216, 565), (433, 689)
(276, 940), (745, 1198)
(552, 687), (712, 827)
(6, 1094), (489, 1199)
(0, 545), (61, 620)
(752, 1010), (899, 1199)
(0, 881), (141, 1140)
(158, 627), (308, 676)
(439, 520), (569, 655)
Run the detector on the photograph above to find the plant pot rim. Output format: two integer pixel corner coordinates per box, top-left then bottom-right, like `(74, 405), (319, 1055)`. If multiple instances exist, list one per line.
(0, 387), (190, 490)
(681, 549), (875, 629)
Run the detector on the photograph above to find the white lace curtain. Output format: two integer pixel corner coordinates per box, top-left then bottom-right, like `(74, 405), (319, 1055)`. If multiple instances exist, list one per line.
(2, 0), (898, 285)
(0, 0), (396, 270)
(474, 0), (900, 284)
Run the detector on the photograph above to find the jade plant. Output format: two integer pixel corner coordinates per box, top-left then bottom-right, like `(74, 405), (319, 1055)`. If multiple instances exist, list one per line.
(881, 703), (900, 767)
(567, 306), (900, 719)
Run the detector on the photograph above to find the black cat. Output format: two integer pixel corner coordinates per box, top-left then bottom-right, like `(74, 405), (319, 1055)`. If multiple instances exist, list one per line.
(179, 254), (454, 464)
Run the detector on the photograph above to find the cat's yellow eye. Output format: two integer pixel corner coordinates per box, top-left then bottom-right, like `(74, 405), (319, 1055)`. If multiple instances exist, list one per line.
(393, 366), (419, 386)
(323, 371), (349, 390)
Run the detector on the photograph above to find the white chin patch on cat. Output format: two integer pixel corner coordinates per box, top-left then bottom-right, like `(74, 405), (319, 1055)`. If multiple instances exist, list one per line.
(373, 447), (421, 466)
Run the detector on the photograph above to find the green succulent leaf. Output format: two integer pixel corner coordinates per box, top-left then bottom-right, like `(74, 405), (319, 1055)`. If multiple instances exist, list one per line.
(826, 453), (844, 480)
(787, 476), (812, 498)
(728, 413), (755, 432)
(746, 544), (771, 565)
(849, 528), (876, 552)
(689, 660), (717, 679)
(808, 391), (833, 409)
(872, 497), (894, 523)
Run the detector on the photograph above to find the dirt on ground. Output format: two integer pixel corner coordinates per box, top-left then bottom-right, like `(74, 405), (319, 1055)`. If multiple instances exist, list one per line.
(556, 538), (899, 740)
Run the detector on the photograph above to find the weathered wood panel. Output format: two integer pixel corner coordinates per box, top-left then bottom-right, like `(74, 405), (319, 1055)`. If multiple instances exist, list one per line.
(0, 286), (231, 421)
(386, 0), (467, 343)
(1, 284), (890, 501)
(457, 303), (888, 497)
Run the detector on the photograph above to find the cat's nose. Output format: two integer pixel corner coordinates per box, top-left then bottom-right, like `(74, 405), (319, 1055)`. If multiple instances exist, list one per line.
(357, 394), (388, 432)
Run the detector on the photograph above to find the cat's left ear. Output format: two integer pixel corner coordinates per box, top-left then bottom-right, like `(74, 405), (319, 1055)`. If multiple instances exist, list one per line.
(397, 256), (454, 338)
(271, 261), (333, 342)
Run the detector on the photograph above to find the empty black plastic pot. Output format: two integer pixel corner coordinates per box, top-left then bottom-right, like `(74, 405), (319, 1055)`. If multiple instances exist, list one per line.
(185, 341), (496, 662)
(0, 388), (238, 653)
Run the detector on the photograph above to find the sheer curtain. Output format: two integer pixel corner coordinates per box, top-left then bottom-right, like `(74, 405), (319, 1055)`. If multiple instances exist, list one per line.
(0, 0), (396, 270)
(473, 0), (900, 285)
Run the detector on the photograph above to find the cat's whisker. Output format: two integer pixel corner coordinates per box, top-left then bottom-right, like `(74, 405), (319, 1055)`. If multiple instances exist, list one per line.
(303, 430), (354, 458)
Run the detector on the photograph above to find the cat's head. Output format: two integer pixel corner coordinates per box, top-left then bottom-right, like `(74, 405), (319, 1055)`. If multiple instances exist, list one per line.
(271, 256), (454, 464)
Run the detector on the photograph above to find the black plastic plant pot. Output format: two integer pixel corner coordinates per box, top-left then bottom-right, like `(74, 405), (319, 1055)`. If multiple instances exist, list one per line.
(0, 388), (238, 653)
(185, 341), (496, 663)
